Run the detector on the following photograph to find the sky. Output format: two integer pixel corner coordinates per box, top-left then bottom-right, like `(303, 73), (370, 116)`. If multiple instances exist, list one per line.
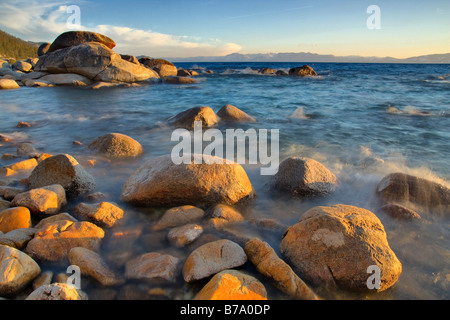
(0, 0), (449, 59)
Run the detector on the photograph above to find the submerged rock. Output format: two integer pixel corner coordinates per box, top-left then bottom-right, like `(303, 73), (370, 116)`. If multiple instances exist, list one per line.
(216, 104), (256, 123)
(380, 203), (422, 221)
(25, 220), (104, 263)
(88, 133), (144, 159)
(183, 239), (247, 282)
(270, 157), (338, 197)
(195, 269), (267, 300)
(121, 154), (255, 207)
(153, 205), (205, 231)
(163, 76), (197, 84)
(125, 252), (181, 283)
(39, 73), (93, 86)
(280, 204), (402, 292)
(73, 201), (124, 228)
(28, 154), (96, 197)
(0, 245), (41, 296)
(207, 204), (245, 229)
(167, 224), (203, 248)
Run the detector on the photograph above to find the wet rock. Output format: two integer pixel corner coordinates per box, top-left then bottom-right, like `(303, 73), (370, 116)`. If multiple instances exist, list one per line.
(1, 158), (38, 178)
(25, 220), (104, 263)
(0, 79), (20, 90)
(0, 199), (10, 212)
(16, 143), (37, 157)
(11, 184), (67, 216)
(280, 204), (402, 292)
(270, 157), (338, 197)
(153, 205), (205, 231)
(37, 43), (51, 56)
(73, 202), (124, 228)
(195, 269), (267, 300)
(164, 76), (197, 84)
(183, 239), (247, 282)
(153, 64), (178, 78)
(48, 31), (116, 53)
(121, 154), (255, 207)
(0, 207), (32, 233)
(208, 204), (245, 229)
(168, 224), (203, 247)
(39, 73), (93, 86)
(258, 67), (276, 74)
(125, 252), (181, 283)
(88, 133), (144, 159)
(26, 283), (88, 300)
(28, 154), (96, 197)
(245, 238), (319, 300)
(68, 247), (125, 286)
(0, 245), (41, 296)
(23, 79), (53, 87)
(276, 70), (288, 76)
(0, 228), (35, 250)
(288, 65), (318, 76)
(380, 203), (422, 221)
(0, 186), (27, 201)
(376, 172), (450, 209)
(168, 106), (218, 129)
(216, 104), (256, 123)
(34, 212), (78, 230)
(32, 271), (53, 290)
(177, 69), (192, 77)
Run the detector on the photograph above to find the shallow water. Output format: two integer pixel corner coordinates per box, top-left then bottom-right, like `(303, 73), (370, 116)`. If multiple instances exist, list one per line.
(0, 62), (449, 300)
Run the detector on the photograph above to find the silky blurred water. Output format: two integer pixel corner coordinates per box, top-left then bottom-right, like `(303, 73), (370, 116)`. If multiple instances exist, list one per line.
(0, 62), (449, 300)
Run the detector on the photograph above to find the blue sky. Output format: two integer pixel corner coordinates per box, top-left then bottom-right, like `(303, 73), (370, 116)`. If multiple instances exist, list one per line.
(0, 0), (449, 58)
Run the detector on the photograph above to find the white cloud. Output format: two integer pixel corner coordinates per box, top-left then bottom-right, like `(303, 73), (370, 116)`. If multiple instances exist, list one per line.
(0, 0), (242, 58)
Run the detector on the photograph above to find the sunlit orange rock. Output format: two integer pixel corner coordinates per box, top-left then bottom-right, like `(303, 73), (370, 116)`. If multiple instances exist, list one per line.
(0, 207), (32, 233)
(195, 270), (267, 300)
(11, 184), (67, 216)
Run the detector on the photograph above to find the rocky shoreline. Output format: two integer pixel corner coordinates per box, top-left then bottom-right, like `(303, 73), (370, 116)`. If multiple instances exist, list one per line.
(1, 31), (449, 301)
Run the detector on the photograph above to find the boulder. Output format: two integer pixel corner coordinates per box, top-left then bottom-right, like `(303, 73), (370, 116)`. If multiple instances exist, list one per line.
(0, 207), (32, 233)
(28, 154), (96, 197)
(288, 65), (318, 76)
(12, 60), (32, 73)
(34, 47), (71, 74)
(376, 172), (450, 209)
(258, 67), (276, 75)
(153, 205), (205, 231)
(32, 271), (53, 290)
(125, 252), (181, 282)
(26, 283), (88, 300)
(168, 106), (218, 129)
(195, 269), (267, 300)
(244, 238), (319, 300)
(0, 244), (40, 296)
(0, 228), (36, 249)
(0, 79), (20, 90)
(216, 104), (256, 123)
(11, 184), (67, 216)
(68, 247), (125, 286)
(88, 133), (144, 159)
(34, 212), (78, 230)
(270, 157), (338, 197)
(48, 31), (116, 53)
(177, 69), (191, 77)
(73, 201), (124, 228)
(121, 154), (255, 207)
(380, 203), (422, 221)
(152, 64), (178, 77)
(16, 143), (38, 157)
(280, 204), (402, 292)
(37, 43), (51, 56)
(183, 239), (247, 282)
(141, 58), (174, 68)
(38, 73), (93, 86)
(208, 204), (245, 229)
(25, 220), (104, 263)
(120, 54), (139, 65)
(167, 224), (203, 248)
(1, 158), (38, 177)
(276, 70), (288, 76)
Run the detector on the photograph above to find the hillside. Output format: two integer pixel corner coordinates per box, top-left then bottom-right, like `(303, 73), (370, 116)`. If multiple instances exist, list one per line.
(0, 30), (38, 60)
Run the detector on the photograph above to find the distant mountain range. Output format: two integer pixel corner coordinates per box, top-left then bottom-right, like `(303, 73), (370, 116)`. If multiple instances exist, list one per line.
(168, 52), (450, 64)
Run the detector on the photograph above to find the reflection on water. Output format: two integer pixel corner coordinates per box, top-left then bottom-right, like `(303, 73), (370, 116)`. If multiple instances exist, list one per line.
(0, 63), (449, 300)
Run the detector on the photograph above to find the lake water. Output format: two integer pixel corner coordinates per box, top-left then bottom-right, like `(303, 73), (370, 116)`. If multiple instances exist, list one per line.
(1, 62), (449, 300)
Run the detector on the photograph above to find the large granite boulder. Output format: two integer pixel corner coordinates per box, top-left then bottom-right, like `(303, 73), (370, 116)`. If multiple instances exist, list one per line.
(280, 204), (402, 292)
(121, 154), (255, 207)
(47, 31), (116, 53)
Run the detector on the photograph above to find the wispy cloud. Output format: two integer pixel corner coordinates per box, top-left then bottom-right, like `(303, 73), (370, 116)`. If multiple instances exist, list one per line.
(0, 0), (242, 57)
